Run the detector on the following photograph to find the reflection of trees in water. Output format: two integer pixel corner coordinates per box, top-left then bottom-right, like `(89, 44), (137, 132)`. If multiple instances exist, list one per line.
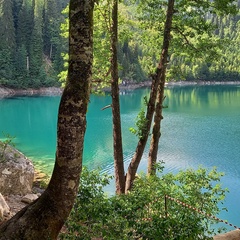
(164, 85), (240, 112)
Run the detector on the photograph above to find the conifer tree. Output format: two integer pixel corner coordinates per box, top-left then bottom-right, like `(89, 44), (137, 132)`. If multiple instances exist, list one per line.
(14, 0), (34, 86)
(0, 0), (16, 85)
(29, 0), (44, 86)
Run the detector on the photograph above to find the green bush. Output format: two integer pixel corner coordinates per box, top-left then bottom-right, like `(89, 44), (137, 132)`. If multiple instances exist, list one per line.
(0, 133), (15, 162)
(60, 165), (227, 240)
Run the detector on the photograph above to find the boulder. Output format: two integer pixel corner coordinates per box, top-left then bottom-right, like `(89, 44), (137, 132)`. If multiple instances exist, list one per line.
(0, 143), (34, 195)
(214, 230), (240, 240)
(0, 193), (10, 219)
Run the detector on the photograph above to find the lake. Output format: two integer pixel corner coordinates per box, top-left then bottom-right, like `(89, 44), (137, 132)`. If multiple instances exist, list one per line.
(0, 84), (240, 231)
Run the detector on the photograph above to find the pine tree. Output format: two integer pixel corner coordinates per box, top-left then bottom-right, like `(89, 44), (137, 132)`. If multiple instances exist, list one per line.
(29, 0), (44, 87)
(0, 0), (16, 85)
(14, 0), (34, 86)
(43, 0), (65, 78)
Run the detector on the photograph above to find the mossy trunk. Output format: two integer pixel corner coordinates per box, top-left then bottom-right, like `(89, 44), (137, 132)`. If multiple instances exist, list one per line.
(0, 0), (94, 239)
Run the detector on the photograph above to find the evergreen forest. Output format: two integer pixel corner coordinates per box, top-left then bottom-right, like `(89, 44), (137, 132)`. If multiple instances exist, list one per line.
(0, 0), (240, 89)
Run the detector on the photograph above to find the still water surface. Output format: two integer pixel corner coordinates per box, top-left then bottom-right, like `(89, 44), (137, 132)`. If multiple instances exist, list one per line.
(0, 85), (240, 230)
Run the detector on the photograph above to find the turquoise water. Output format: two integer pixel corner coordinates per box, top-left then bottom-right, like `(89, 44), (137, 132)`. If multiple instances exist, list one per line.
(0, 85), (240, 230)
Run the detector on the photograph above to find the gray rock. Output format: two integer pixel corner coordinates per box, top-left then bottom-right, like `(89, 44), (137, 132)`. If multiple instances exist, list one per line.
(0, 143), (34, 195)
(21, 193), (39, 204)
(0, 193), (10, 219)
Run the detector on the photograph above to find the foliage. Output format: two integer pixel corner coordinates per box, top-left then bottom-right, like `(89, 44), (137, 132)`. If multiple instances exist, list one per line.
(1, 0), (240, 89)
(0, 133), (15, 162)
(59, 167), (115, 239)
(60, 166), (228, 239)
(129, 108), (148, 139)
(0, 0), (68, 88)
(170, 11), (240, 82)
(58, 1), (147, 89)
(129, 95), (148, 139)
(135, 0), (240, 82)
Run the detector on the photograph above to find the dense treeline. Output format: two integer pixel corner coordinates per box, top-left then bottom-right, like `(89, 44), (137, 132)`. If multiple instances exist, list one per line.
(169, 2), (240, 82)
(0, 0), (239, 89)
(0, 0), (68, 88)
(120, 0), (240, 83)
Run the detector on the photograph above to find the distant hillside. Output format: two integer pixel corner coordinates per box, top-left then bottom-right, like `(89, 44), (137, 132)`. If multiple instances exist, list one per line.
(0, 0), (239, 89)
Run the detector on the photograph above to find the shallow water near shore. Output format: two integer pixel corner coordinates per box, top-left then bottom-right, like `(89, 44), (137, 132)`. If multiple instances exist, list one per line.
(0, 84), (240, 231)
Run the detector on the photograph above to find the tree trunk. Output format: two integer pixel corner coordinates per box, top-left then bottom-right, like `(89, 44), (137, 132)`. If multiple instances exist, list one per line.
(0, 0), (94, 239)
(125, 74), (159, 193)
(110, 0), (125, 194)
(148, 0), (175, 176)
(125, 0), (175, 192)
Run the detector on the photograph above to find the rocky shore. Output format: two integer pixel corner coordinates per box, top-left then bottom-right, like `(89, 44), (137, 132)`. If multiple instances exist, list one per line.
(1, 81), (240, 98)
(0, 86), (63, 98)
(0, 142), (47, 223)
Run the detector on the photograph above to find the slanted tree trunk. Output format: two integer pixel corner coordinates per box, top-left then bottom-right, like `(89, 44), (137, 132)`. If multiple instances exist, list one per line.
(110, 0), (125, 194)
(125, 0), (175, 192)
(0, 0), (94, 239)
(148, 0), (175, 176)
(125, 75), (158, 193)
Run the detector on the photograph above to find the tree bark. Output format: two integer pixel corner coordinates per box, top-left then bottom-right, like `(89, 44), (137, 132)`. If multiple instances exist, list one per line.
(148, 0), (175, 176)
(110, 0), (125, 194)
(125, 76), (158, 193)
(0, 0), (94, 239)
(125, 0), (175, 192)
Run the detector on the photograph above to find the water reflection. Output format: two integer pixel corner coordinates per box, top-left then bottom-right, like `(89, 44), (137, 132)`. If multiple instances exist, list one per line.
(0, 85), (240, 229)
(165, 85), (240, 114)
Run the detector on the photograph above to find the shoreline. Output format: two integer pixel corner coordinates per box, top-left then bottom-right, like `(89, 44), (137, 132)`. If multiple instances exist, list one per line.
(0, 86), (63, 98)
(1, 81), (240, 98)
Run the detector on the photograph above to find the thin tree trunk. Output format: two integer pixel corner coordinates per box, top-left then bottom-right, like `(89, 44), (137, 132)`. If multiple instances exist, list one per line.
(111, 0), (125, 194)
(50, 43), (53, 59)
(125, 71), (159, 193)
(125, 0), (175, 192)
(0, 1), (94, 239)
(148, 0), (175, 176)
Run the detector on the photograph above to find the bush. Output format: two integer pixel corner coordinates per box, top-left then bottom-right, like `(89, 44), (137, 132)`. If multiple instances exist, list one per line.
(60, 165), (228, 240)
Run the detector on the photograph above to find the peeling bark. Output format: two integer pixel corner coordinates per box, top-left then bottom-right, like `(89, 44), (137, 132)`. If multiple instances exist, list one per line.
(0, 0), (94, 239)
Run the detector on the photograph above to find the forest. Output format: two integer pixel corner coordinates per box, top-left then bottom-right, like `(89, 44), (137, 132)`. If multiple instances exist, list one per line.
(0, 0), (240, 89)
(0, 0), (240, 239)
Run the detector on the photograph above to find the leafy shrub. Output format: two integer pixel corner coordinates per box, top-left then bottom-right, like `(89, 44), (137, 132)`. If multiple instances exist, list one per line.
(0, 133), (15, 162)
(60, 165), (227, 239)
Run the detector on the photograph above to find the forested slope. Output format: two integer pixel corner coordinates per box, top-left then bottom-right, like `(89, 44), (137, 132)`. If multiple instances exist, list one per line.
(0, 0), (68, 88)
(169, 3), (240, 81)
(0, 0), (239, 89)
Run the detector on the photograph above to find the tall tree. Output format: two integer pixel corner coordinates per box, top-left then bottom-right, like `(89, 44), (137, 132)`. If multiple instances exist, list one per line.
(147, 0), (238, 175)
(29, 0), (44, 85)
(0, 0), (16, 84)
(0, 0), (94, 238)
(125, 0), (238, 191)
(148, 0), (174, 175)
(15, 0), (33, 86)
(110, 0), (125, 194)
(43, 0), (64, 63)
